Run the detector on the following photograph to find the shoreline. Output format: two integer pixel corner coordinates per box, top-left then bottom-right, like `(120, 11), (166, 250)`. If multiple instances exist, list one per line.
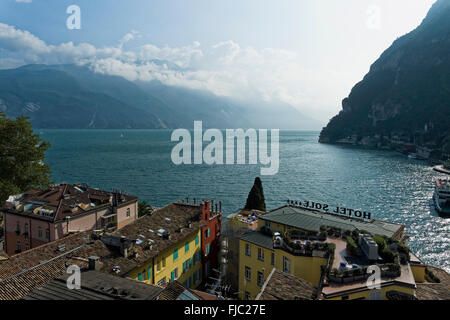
(433, 165), (450, 175)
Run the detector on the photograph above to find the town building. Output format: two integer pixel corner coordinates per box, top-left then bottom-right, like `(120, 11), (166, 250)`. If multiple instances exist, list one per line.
(260, 204), (406, 241)
(223, 208), (265, 295)
(2, 183), (138, 255)
(0, 198), (224, 301)
(236, 203), (429, 300)
(255, 268), (317, 300)
(105, 200), (222, 290)
(23, 270), (164, 300)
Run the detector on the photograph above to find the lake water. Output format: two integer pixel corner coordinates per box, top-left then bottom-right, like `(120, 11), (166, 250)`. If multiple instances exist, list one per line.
(40, 129), (449, 272)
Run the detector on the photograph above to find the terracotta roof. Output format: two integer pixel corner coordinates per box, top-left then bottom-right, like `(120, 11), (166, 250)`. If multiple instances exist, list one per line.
(24, 270), (163, 300)
(5, 183), (137, 222)
(157, 281), (202, 300)
(256, 268), (317, 300)
(416, 266), (450, 300)
(0, 232), (92, 300)
(110, 203), (206, 271)
(0, 202), (209, 300)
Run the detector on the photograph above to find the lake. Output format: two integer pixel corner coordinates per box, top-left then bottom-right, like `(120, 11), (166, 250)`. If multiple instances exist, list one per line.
(40, 129), (449, 272)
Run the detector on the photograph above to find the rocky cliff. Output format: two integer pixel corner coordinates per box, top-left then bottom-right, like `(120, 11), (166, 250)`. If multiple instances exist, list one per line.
(319, 0), (450, 158)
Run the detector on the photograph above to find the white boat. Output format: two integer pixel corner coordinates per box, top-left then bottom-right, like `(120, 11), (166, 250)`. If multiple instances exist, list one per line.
(433, 178), (450, 216)
(408, 153), (418, 159)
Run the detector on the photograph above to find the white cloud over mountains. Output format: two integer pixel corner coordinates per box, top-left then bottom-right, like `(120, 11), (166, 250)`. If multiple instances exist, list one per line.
(0, 22), (336, 118)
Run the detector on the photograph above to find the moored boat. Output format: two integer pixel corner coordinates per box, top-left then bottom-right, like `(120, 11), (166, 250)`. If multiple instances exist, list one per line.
(433, 178), (450, 216)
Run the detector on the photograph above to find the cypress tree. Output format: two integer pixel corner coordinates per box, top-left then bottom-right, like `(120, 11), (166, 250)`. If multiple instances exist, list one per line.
(244, 177), (266, 211)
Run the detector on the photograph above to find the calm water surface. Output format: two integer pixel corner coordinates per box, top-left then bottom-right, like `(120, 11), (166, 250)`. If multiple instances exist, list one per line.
(40, 130), (449, 272)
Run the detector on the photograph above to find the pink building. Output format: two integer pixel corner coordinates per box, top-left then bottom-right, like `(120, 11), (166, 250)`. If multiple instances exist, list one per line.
(3, 183), (138, 256)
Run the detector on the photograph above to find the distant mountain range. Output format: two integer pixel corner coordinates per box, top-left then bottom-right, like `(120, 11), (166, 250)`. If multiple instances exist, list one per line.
(0, 64), (321, 130)
(319, 0), (450, 156)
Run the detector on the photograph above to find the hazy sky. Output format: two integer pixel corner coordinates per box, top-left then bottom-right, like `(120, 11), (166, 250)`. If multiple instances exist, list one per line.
(0, 0), (437, 123)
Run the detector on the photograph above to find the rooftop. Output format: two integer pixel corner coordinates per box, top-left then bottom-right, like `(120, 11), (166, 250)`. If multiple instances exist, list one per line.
(110, 203), (206, 267)
(415, 266), (450, 300)
(256, 268), (317, 300)
(157, 281), (202, 300)
(4, 183), (137, 222)
(240, 231), (275, 250)
(23, 270), (164, 300)
(321, 263), (416, 299)
(261, 205), (404, 239)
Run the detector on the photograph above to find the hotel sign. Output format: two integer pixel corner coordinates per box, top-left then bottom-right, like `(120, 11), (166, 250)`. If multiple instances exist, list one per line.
(287, 200), (372, 220)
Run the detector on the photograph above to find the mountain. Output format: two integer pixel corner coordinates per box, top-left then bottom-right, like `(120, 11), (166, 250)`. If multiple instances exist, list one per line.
(0, 64), (321, 130)
(319, 0), (450, 156)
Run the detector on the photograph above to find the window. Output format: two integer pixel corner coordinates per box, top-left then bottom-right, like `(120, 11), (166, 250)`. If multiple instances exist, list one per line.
(38, 227), (43, 239)
(157, 277), (166, 286)
(206, 228), (210, 238)
(245, 292), (251, 300)
(185, 241), (189, 252)
(265, 221), (271, 229)
(257, 248), (264, 261)
(147, 267), (152, 280)
(188, 258), (192, 269)
(45, 228), (50, 240)
(245, 244), (251, 257)
(245, 266), (251, 281)
(195, 234), (199, 245)
(206, 243), (210, 255)
(162, 257), (166, 268)
(193, 251), (198, 265)
(16, 240), (21, 252)
(16, 221), (20, 233)
(173, 248), (178, 261)
(283, 256), (291, 274)
(25, 242), (29, 251)
(138, 273), (142, 281)
(171, 268), (179, 281)
(257, 271), (264, 287)
(271, 252), (275, 266)
(157, 260), (161, 272)
(193, 271), (198, 284)
(183, 260), (190, 273)
(126, 208), (131, 217)
(188, 276), (192, 288)
(206, 261), (210, 276)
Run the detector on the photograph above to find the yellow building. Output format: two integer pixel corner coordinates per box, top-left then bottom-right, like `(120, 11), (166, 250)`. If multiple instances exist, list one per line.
(112, 203), (205, 290)
(238, 231), (329, 300)
(128, 229), (203, 289)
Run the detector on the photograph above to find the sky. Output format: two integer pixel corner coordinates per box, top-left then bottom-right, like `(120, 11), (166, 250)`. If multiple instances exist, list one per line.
(0, 0), (437, 123)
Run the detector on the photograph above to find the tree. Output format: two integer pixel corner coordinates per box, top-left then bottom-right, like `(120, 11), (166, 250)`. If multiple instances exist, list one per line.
(444, 159), (450, 170)
(138, 200), (149, 218)
(244, 177), (266, 211)
(0, 113), (51, 206)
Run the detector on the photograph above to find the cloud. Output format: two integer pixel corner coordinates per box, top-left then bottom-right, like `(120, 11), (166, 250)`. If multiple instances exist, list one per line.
(0, 23), (337, 115)
(15, 0), (32, 3)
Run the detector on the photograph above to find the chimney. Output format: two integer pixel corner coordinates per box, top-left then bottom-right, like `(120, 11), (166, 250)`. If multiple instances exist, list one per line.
(88, 256), (101, 271)
(193, 198), (196, 204)
(211, 200), (214, 212)
(219, 201), (222, 213)
(215, 203), (218, 213)
(120, 236), (129, 258)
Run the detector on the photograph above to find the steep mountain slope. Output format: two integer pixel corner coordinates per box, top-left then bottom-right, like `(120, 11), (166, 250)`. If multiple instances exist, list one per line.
(0, 64), (321, 130)
(319, 0), (450, 152)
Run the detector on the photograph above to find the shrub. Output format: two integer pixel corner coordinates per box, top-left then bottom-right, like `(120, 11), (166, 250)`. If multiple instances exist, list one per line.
(444, 159), (450, 170)
(425, 268), (441, 283)
(373, 235), (386, 252)
(346, 236), (358, 255)
(381, 248), (396, 263)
